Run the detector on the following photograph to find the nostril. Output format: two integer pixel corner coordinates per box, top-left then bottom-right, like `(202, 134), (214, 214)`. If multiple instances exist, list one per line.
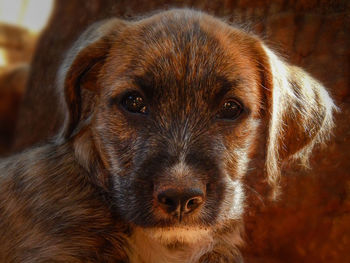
(157, 190), (181, 214)
(158, 195), (176, 207)
(156, 188), (205, 216)
(184, 196), (203, 213)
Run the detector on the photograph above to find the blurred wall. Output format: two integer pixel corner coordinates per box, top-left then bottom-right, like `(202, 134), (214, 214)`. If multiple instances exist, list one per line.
(1, 0), (349, 262)
(0, 0), (53, 155)
(0, 24), (33, 155)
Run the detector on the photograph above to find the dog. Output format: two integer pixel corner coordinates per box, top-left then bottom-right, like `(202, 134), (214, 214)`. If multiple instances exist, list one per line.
(0, 9), (336, 263)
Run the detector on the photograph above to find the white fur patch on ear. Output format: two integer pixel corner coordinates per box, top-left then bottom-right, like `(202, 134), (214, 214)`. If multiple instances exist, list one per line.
(261, 44), (337, 199)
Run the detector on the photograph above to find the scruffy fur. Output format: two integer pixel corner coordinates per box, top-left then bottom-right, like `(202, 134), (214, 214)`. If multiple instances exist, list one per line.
(0, 9), (336, 263)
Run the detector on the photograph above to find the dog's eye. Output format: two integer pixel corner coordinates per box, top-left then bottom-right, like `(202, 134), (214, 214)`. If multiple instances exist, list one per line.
(121, 92), (148, 114)
(216, 100), (243, 120)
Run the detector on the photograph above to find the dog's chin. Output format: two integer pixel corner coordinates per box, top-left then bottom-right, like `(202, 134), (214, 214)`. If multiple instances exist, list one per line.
(141, 226), (213, 248)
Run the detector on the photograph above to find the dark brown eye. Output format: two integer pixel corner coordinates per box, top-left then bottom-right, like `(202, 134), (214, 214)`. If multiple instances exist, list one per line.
(216, 100), (243, 120)
(121, 92), (148, 114)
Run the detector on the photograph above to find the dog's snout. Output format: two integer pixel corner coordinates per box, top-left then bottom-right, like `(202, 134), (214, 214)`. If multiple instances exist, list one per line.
(157, 188), (204, 216)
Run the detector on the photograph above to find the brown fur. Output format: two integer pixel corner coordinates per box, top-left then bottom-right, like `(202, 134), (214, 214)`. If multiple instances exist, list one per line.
(0, 9), (336, 262)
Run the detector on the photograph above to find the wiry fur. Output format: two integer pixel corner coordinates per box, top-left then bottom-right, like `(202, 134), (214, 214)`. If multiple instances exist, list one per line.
(0, 9), (336, 262)
(262, 46), (337, 198)
(0, 143), (129, 262)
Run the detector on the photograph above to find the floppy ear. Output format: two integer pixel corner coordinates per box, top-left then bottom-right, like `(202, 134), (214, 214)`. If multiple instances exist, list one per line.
(257, 44), (337, 198)
(57, 18), (127, 138)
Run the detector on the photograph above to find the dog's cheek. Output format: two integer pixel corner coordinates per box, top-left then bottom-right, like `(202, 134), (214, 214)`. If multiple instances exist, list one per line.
(112, 170), (154, 224)
(93, 106), (156, 221)
(93, 105), (138, 173)
(217, 118), (261, 220)
(220, 177), (245, 222)
(222, 118), (261, 179)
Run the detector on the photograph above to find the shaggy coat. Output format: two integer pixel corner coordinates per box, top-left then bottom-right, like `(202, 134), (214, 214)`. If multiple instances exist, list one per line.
(0, 9), (336, 263)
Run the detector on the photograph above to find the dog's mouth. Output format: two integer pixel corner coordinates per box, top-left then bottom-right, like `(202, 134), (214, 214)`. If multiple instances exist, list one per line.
(138, 225), (213, 247)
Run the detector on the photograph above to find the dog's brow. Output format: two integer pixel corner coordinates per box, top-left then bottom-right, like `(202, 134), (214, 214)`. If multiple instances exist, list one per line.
(133, 74), (154, 99)
(213, 76), (241, 102)
(132, 73), (240, 104)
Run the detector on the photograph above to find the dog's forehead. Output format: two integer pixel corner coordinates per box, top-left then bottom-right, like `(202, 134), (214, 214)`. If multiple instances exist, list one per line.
(103, 11), (260, 111)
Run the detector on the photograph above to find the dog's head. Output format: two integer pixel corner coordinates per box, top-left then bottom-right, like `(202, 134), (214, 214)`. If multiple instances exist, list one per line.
(58, 9), (336, 245)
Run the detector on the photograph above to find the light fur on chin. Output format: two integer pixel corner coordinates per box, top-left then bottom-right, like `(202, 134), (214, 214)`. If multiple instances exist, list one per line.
(144, 226), (213, 245)
(127, 226), (214, 263)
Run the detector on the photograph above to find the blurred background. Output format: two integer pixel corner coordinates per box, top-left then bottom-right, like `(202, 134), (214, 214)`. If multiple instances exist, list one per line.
(0, 0), (349, 262)
(0, 0), (53, 154)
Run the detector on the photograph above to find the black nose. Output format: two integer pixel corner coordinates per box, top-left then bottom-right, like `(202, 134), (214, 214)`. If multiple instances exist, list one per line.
(157, 188), (204, 217)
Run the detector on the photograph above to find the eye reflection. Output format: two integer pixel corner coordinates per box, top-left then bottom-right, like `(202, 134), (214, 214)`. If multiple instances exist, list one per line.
(121, 92), (148, 114)
(216, 99), (242, 120)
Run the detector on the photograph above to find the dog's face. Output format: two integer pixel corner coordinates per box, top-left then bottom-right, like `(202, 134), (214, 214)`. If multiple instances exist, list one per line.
(94, 16), (263, 230)
(59, 10), (335, 245)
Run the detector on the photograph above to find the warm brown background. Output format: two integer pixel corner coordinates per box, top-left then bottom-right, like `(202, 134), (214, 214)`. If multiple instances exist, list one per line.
(0, 0), (349, 262)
